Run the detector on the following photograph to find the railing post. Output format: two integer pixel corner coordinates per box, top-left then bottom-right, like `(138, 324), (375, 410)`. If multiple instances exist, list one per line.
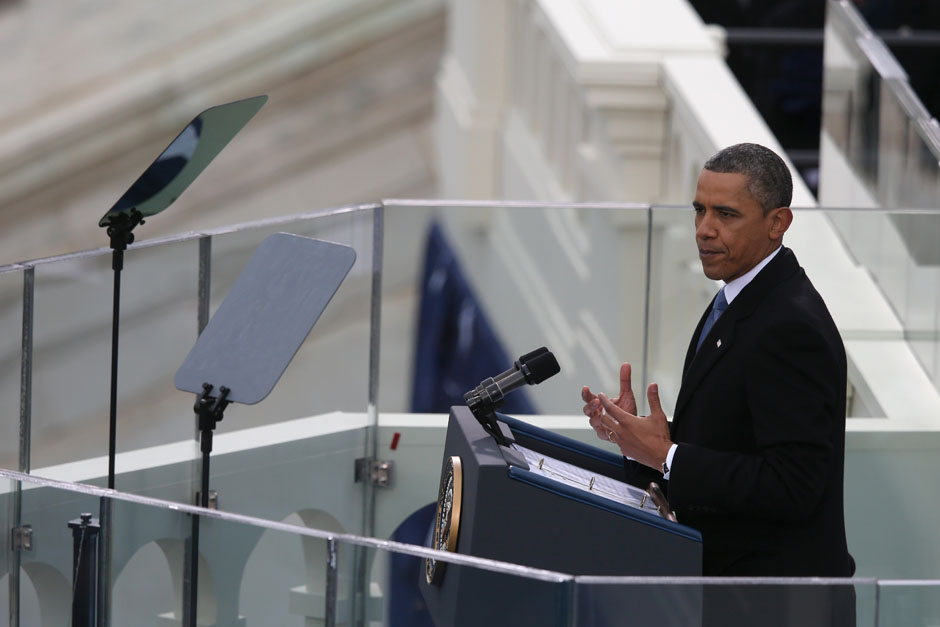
(561, 577), (577, 627)
(640, 207), (653, 404)
(353, 205), (384, 625)
(96, 498), (112, 627)
(366, 206), (384, 524)
(325, 538), (338, 627)
(69, 513), (100, 627)
(18, 266), (33, 481)
(11, 266), (35, 627)
(197, 236), (212, 335)
(183, 235), (212, 627)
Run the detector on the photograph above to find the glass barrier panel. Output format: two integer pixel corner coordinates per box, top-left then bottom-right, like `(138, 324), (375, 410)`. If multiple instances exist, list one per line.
(0, 267), (26, 471)
(0, 476), (14, 617)
(197, 209), (376, 532)
(374, 201), (437, 414)
(824, 4), (940, 207)
(820, 13), (852, 160)
(379, 200), (662, 564)
(645, 206), (708, 416)
(206, 208), (376, 427)
(913, 120), (940, 210)
(880, 84), (938, 211)
(876, 81), (910, 209)
(18, 469), (940, 627)
(649, 202), (940, 408)
(4, 468), (577, 627)
(877, 581), (940, 626)
(13, 207), (377, 532)
(645, 202), (940, 592)
(576, 577), (875, 627)
(21, 410), (372, 542)
(822, 0), (940, 352)
(822, 4), (884, 196)
(371, 419), (442, 544)
(29, 249), (122, 474)
(822, 207), (940, 391)
(381, 201), (652, 418)
(361, 541), (574, 627)
(16, 479), (111, 625)
(8, 475), (360, 626)
(195, 508), (360, 626)
(27, 236), (205, 476)
(199, 413), (370, 531)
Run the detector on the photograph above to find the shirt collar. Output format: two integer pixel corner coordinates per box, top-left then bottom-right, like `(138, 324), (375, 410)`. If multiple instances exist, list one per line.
(722, 246), (782, 304)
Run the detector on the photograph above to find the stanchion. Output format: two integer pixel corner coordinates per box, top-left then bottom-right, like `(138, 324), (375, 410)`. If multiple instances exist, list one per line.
(69, 513), (100, 627)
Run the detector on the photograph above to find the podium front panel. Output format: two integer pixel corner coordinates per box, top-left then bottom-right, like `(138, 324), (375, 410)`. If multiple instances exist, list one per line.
(420, 407), (703, 627)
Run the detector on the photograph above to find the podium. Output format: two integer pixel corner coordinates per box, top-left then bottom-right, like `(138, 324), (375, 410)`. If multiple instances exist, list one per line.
(419, 406), (703, 626)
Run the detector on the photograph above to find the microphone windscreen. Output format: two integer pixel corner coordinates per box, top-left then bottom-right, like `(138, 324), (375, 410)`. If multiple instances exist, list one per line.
(518, 346), (549, 365)
(526, 351), (560, 384)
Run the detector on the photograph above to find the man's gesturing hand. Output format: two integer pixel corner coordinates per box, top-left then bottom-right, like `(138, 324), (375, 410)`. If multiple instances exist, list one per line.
(581, 363), (637, 443)
(598, 383), (673, 471)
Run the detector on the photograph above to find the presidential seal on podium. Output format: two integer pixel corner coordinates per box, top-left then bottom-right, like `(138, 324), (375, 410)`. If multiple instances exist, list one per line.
(426, 455), (463, 584)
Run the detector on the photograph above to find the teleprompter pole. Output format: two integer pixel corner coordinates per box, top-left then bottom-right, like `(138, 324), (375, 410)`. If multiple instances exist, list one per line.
(187, 383), (230, 627)
(104, 208), (144, 489)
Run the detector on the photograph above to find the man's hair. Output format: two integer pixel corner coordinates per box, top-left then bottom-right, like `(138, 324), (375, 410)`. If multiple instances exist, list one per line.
(703, 143), (793, 214)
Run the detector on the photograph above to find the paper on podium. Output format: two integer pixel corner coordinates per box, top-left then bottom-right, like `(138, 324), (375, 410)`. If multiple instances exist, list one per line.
(511, 443), (663, 515)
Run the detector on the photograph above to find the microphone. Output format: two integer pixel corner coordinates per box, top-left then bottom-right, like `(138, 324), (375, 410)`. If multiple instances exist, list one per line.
(464, 347), (560, 446)
(465, 346), (549, 400)
(464, 347), (560, 420)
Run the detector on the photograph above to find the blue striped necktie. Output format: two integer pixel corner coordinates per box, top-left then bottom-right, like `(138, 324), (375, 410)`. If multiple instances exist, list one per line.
(697, 288), (728, 351)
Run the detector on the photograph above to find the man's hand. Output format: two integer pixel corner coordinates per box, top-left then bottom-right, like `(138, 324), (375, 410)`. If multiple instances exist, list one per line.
(598, 383), (673, 471)
(582, 363), (637, 443)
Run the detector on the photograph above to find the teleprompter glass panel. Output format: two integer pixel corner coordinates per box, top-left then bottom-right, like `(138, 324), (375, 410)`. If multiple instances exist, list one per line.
(99, 96), (267, 228)
(206, 209), (375, 423)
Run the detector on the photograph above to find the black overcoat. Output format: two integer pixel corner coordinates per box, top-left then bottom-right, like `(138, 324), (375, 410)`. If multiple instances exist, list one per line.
(628, 247), (855, 577)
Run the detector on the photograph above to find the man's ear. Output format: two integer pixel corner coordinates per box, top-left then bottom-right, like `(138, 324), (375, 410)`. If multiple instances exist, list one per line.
(768, 206), (793, 239)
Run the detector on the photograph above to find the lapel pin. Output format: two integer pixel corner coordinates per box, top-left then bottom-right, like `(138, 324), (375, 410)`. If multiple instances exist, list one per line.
(716, 339), (722, 348)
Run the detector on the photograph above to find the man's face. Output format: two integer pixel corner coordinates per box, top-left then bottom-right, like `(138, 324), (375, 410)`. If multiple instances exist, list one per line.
(693, 169), (784, 282)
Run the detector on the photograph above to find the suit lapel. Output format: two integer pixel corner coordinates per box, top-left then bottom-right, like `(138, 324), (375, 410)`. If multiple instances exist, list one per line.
(683, 304), (710, 376)
(673, 247), (800, 423)
(674, 308), (738, 422)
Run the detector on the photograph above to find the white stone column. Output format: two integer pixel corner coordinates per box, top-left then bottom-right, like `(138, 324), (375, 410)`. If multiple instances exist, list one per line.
(435, 0), (513, 198)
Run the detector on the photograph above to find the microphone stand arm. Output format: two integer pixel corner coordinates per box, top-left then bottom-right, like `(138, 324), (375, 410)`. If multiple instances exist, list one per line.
(464, 378), (509, 447)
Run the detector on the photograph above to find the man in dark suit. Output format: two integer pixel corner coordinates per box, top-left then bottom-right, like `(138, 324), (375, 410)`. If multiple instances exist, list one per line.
(582, 143), (855, 581)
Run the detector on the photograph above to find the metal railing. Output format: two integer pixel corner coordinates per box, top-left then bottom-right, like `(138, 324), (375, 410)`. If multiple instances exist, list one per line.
(5, 466), (940, 625)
